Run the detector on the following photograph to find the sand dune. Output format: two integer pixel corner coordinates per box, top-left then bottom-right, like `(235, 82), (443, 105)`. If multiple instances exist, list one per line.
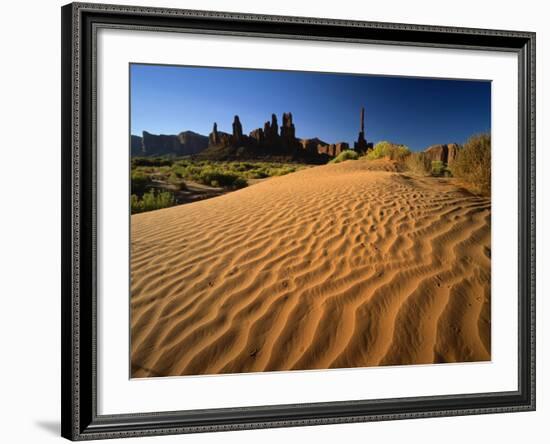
(130, 158), (491, 377)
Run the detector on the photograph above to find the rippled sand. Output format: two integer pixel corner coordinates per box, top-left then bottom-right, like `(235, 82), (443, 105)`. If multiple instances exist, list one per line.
(131, 159), (491, 377)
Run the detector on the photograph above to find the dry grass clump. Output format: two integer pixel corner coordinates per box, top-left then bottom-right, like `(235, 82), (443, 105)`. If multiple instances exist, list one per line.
(403, 151), (432, 176)
(450, 133), (491, 195)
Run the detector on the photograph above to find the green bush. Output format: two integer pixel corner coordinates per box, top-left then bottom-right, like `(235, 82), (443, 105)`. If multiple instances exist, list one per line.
(130, 194), (140, 213)
(131, 189), (175, 214)
(198, 169), (242, 187)
(132, 160), (303, 198)
(167, 173), (187, 190)
(131, 171), (151, 195)
(450, 133), (491, 195)
(365, 141), (410, 161)
(431, 160), (445, 176)
(268, 166), (296, 176)
(404, 152), (431, 175)
(233, 177), (248, 189)
(249, 169), (269, 179)
(131, 157), (173, 167)
(330, 150), (360, 163)
(233, 162), (255, 172)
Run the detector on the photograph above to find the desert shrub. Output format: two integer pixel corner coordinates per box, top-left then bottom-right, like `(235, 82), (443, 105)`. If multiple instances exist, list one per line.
(233, 177), (248, 189)
(450, 133), (491, 194)
(268, 166), (296, 176)
(166, 160), (304, 185)
(167, 173), (187, 190)
(244, 163), (299, 178)
(170, 164), (201, 182)
(233, 162), (255, 172)
(249, 169), (269, 179)
(142, 190), (174, 211)
(404, 152), (431, 175)
(130, 194), (140, 213)
(330, 150), (360, 163)
(131, 189), (175, 213)
(173, 159), (192, 168)
(131, 157), (173, 167)
(131, 171), (151, 195)
(431, 160), (445, 176)
(198, 168), (242, 187)
(366, 141), (410, 161)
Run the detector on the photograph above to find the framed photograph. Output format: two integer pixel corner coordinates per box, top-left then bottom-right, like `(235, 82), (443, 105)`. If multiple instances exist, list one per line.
(61, 2), (536, 440)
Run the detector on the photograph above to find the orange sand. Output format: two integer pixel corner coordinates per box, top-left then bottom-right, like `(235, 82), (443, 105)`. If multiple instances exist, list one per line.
(130, 159), (491, 377)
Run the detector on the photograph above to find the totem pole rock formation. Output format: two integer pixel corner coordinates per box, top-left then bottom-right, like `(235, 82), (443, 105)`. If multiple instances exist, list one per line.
(354, 107), (369, 153)
(232, 115), (244, 145)
(249, 128), (264, 143)
(205, 111), (343, 162)
(281, 112), (296, 138)
(280, 112), (297, 151)
(209, 122), (219, 145)
(263, 114), (279, 143)
(208, 121), (231, 148)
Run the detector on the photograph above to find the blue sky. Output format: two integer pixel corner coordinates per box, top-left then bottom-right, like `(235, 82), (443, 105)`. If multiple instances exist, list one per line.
(130, 64), (490, 151)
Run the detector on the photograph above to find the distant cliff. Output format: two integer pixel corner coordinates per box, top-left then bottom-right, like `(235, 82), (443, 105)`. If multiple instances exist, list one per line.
(130, 135), (142, 155)
(424, 143), (461, 164)
(131, 131), (209, 157)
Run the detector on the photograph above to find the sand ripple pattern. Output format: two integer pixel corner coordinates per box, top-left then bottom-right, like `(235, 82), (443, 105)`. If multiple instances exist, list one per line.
(131, 159), (491, 377)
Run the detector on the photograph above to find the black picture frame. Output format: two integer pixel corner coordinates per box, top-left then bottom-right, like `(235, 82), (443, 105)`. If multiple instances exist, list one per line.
(61, 2), (536, 440)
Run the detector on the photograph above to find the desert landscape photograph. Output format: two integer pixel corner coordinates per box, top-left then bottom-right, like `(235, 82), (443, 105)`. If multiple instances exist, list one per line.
(129, 65), (491, 378)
